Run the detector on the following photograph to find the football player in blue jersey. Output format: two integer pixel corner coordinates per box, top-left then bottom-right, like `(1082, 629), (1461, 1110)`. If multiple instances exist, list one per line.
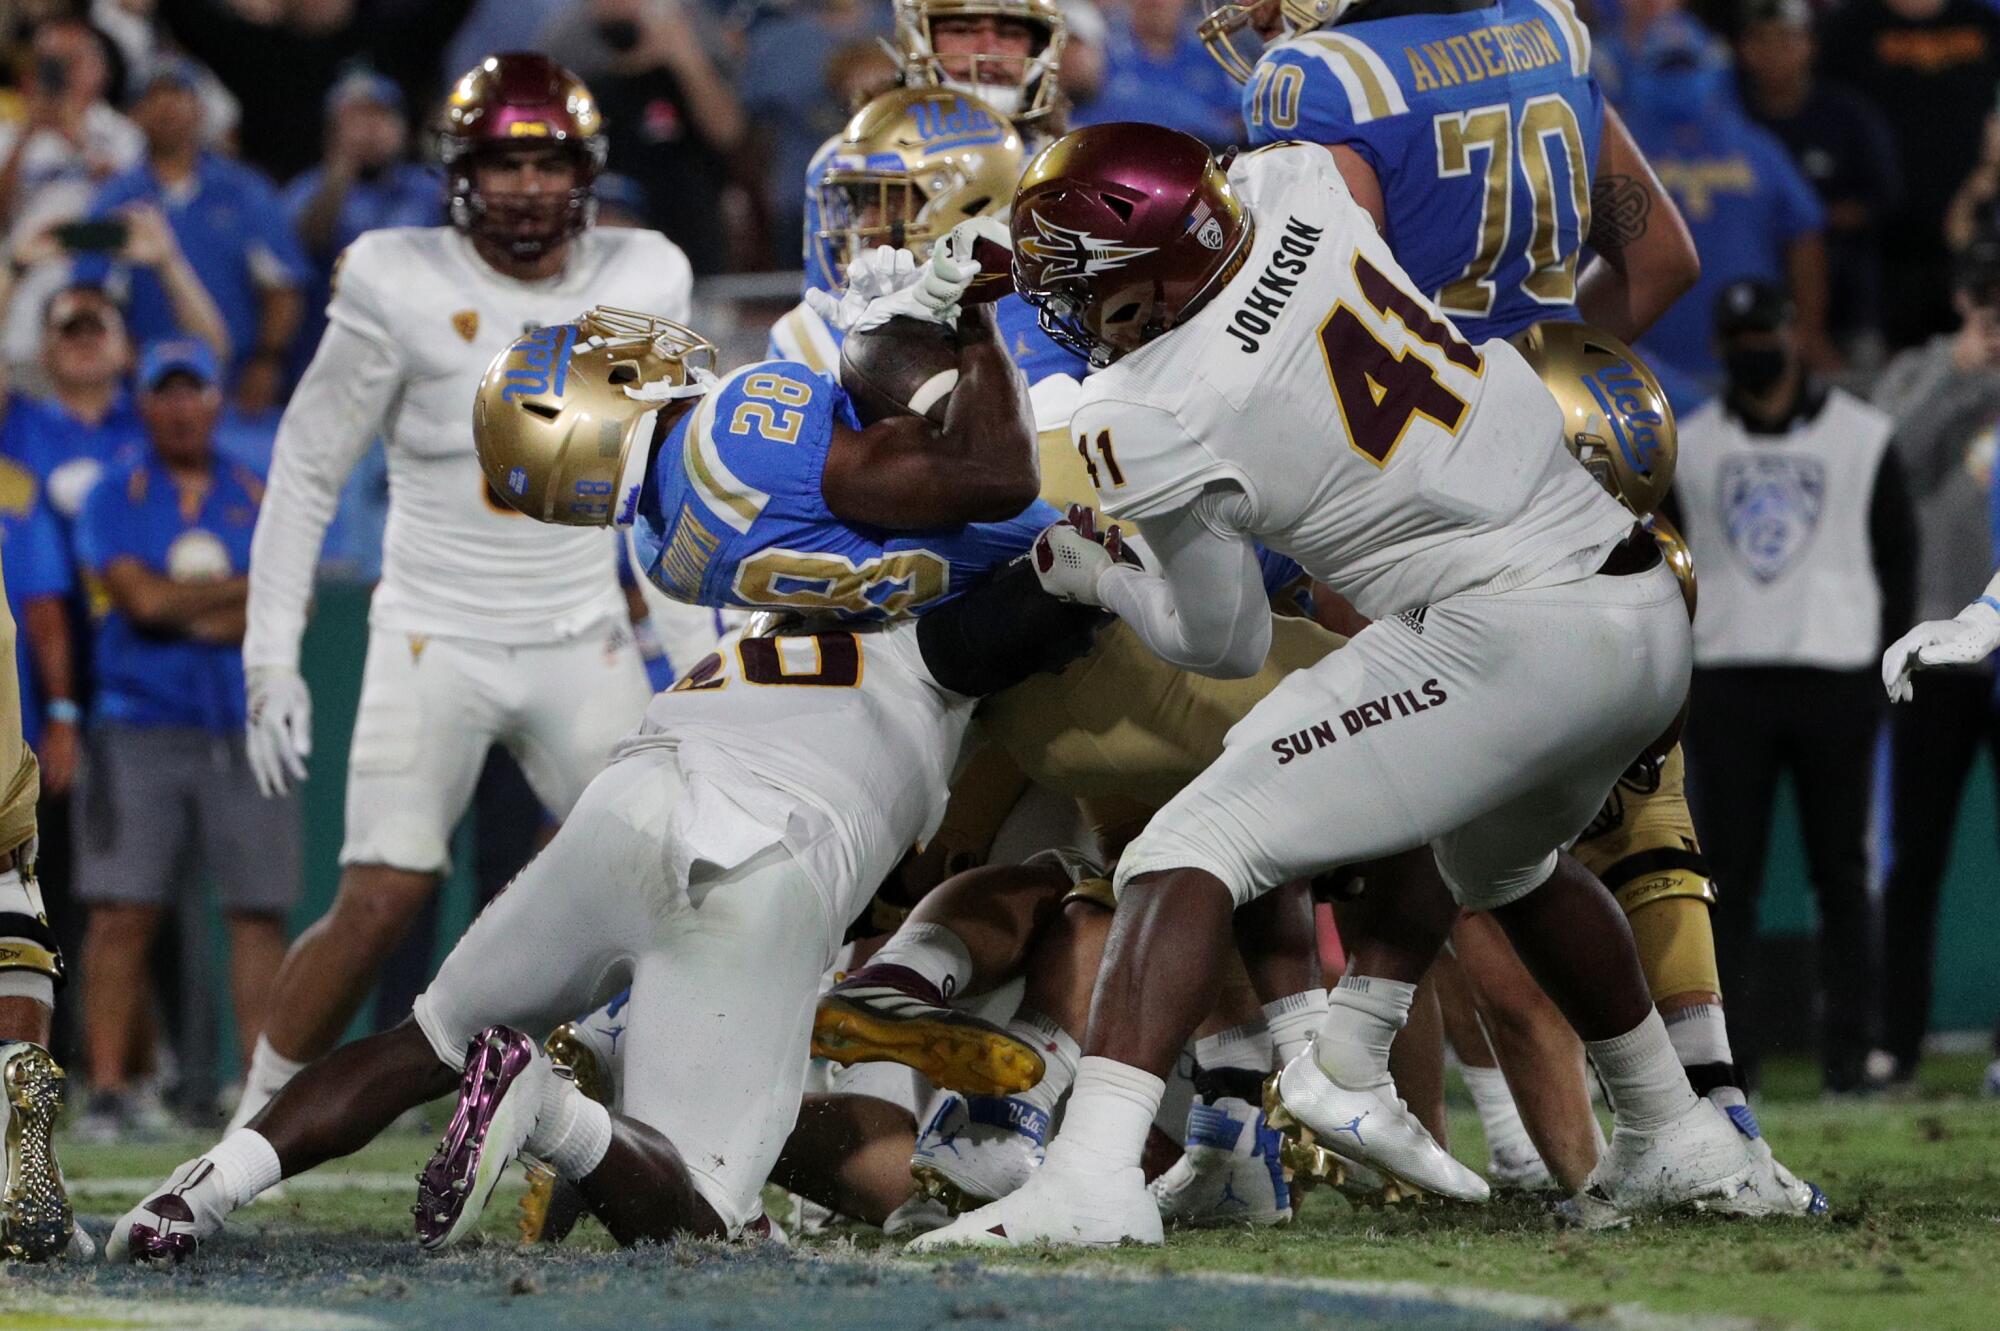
(106, 247), (1120, 1262)
(1200, 0), (1820, 1217)
(776, 85), (1089, 388)
(1206, 0), (1697, 346)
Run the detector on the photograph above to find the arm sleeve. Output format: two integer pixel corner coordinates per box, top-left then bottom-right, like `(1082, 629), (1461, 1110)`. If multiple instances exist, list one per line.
(241, 258), (404, 669)
(1870, 444), (1918, 652)
(1095, 488), (1272, 678)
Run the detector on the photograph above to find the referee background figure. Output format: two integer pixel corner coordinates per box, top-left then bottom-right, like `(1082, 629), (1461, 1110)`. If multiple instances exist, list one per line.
(1672, 278), (1917, 1093)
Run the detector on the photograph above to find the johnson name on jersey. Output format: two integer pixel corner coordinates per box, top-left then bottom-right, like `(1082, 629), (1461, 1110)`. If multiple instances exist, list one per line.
(626, 359), (1059, 622)
(1244, 0), (1600, 344)
(1077, 142), (1628, 617)
(247, 224), (695, 667)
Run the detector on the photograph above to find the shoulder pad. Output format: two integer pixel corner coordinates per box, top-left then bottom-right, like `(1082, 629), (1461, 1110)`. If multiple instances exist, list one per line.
(1285, 32), (1411, 126)
(1073, 394), (1223, 522)
(1524, 0), (1592, 75)
(681, 362), (843, 532)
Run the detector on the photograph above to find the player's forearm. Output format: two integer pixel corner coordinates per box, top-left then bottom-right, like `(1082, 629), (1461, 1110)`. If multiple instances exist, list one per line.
(1096, 506), (1271, 677)
(21, 598), (73, 709)
(244, 324), (396, 668)
(932, 304), (1039, 517)
(107, 564), (249, 632)
(1578, 110), (1696, 342)
(187, 602), (248, 644)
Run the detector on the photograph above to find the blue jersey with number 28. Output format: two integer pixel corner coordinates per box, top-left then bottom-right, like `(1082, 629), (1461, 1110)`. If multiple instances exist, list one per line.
(1244, 0), (1601, 344)
(626, 360), (1057, 622)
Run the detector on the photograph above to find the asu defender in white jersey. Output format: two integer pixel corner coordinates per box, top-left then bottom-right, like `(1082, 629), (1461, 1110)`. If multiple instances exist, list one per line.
(910, 126), (1749, 1250)
(228, 54), (692, 1133)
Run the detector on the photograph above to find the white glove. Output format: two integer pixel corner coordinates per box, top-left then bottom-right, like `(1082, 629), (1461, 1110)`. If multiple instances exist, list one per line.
(1882, 599), (2000, 702)
(1032, 504), (1127, 606)
(804, 245), (919, 332)
(805, 226), (996, 334)
(245, 665), (312, 797)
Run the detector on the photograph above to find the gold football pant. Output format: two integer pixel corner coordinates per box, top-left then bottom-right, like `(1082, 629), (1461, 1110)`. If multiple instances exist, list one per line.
(0, 555), (53, 1003)
(1571, 744), (1720, 1006)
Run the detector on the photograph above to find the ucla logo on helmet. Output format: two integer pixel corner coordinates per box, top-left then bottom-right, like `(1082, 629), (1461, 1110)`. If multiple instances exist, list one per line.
(507, 467), (528, 496)
(1584, 360), (1665, 475)
(501, 323), (578, 402)
(909, 95), (1001, 144)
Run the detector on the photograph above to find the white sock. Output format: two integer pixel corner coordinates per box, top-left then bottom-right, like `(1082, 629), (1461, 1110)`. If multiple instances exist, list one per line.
(1586, 1009), (1699, 1133)
(1008, 1008), (1081, 1118)
(869, 923), (975, 999)
(527, 1068), (614, 1180)
(227, 1036), (307, 1132)
(1664, 1003), (1733, 1069)
(1314, 975), (1415, 1090)
(205, 1128), (284, 1209)
(1263, 989), (1328, 1068)
(1459, 1064), (1536, 1163)
(1045, 1056), (1162, 1175)
(1193, 1018), (1274, 1076)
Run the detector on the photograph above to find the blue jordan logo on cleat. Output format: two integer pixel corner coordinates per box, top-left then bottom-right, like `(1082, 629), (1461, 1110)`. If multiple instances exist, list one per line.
(1332, 1113), (1368, 1144)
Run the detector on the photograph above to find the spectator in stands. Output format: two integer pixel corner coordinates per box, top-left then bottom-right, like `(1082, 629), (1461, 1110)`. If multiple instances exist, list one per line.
(154, 0), (477, 182)
(1622, 31), (1835, 405)
(739, 0), (891, 267)
(0, 456), (79, 804)
(1820, 0), (2000, 350)
(1054, 0), (1105, 107)
(583, 0), (745, 276)
(0, 19), (142, 238)
(83, 58), (308, 415)
(1068, 0), (1240, 147)
(447, 0), (568, 88)
(1945, 114), (2000, 255)
(71, 338), (297, 1140)
(1734, 0), (1902, 370)
(1872, 233), (2000, 1092)
(0, 233), (222, 518)
(280, 69), (440, 375)
(1674, 280), (1917, 1094)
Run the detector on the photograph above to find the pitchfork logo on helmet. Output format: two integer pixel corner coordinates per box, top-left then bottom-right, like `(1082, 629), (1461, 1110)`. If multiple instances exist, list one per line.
(1017, 214), (1158, 281)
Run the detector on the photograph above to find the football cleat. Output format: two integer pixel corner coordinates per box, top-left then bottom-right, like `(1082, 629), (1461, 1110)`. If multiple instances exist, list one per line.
(1562, 1098), (1756, 1229)
(1274, 1043), (1490, 1204)
(1699, 1100), (1826, 1218)
(883, 1192), (954, 1237)
(1150, 1095), (1291, 1228)
(1487, 1141), (1558, 1194)
(813, 963), (1044, 1096)
(416, 1026), (546, 1251)
(905, 1138), (1162, 1250)
(910, 1092), (1048, 1213)
(107, 1156), (230, 1265)
(518, 1015), (618, 1244)
(1259, 1072), (1396, 1210)
(0, 1043), (73, 1261)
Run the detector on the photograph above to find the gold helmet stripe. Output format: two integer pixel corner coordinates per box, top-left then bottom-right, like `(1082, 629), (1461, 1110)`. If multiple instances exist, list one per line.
(1530, 0), (1591, 76)
(681, 389), (768, 532)
(1294, 33), (1406, 123)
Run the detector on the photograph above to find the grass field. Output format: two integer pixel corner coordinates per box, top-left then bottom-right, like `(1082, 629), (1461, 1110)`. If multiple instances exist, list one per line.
(7, 1055), (1997, 1331)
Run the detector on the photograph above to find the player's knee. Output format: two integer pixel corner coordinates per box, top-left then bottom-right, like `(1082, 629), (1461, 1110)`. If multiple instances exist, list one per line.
(1113, 822), (1255, 908)
(1624, 889), (1722, 1008)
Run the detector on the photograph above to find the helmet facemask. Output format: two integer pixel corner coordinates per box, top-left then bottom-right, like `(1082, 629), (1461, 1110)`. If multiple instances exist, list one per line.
(448, 142), (604, 260)
(897, 0), (1068, 127)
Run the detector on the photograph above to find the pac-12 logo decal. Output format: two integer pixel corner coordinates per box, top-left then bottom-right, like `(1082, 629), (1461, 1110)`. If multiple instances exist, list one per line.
(1719, 454), (1824, 584)
(1017, 212), (1156, 281)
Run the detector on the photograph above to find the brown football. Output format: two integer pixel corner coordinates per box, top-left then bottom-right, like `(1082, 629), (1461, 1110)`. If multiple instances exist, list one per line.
(960, 235), (1016, 305)
(839, 314), (961, 426)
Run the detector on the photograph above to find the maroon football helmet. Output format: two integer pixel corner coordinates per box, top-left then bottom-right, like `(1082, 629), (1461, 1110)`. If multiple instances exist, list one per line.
(1011, 124), (1255, 367)
(440, 53), (608, 259)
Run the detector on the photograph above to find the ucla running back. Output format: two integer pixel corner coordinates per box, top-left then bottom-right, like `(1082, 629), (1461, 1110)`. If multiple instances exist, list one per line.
(106, 245), (1118, 1262)
(1208, 0), (1694, 345)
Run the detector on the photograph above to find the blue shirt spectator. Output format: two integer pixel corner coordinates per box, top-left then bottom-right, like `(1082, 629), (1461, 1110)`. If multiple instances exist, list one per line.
(79, 61), (308, 412)
(75, 340), (259, 735)
(0, 285), (146, 523)
(281, 71), (445, 378)
(1070, 0), (1242, 148)
(1624, 43), (1825, 398)
(0, 459), (75, 752)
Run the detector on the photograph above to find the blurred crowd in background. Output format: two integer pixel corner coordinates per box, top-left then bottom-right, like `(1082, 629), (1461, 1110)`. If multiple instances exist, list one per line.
(0, 0), (1997, 1133)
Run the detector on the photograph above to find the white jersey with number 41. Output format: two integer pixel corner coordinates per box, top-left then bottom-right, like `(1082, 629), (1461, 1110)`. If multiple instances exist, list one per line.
(1078, 143), (1629, 620)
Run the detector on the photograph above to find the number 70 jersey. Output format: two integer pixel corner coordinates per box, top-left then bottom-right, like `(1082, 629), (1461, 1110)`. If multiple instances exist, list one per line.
(1079, 144), (1629, 620)
(1243, 0), (1600, 344)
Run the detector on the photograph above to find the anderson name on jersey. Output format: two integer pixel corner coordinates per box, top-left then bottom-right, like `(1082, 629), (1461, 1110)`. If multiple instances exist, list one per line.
(1244, 0), (1599, 344)
(245, 225), (694, 667)
(1077, 142), (1629, 618)
(624, 359), (1060, 622)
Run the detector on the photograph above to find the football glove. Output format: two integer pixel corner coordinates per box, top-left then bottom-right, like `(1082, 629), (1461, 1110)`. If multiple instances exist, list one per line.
(1031, 504), (1133, 606)
(1882, 598), (2000, 702)
(245, 665), (312, 798)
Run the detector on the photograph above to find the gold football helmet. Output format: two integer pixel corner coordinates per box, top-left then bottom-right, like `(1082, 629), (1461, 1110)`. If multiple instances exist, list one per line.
(1512, 321), (1677, 519)
(474, 307), (715, 527)
(1646, 513), (1697, 621)
(1200, 0), (1354, 83)
(894, 0), (1066, 126)
(818, 87), (1024, 275)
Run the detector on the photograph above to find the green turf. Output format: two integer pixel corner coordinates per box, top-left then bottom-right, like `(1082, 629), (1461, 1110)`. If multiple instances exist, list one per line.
(16, 1055), (2000, 1331)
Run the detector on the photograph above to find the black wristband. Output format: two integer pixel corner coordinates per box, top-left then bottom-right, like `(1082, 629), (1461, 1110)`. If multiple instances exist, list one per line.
(916, 556), (1109, 697)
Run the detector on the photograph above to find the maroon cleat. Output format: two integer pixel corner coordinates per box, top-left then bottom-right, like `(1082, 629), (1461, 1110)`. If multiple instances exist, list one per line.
(414, 1026), (544, 1251)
